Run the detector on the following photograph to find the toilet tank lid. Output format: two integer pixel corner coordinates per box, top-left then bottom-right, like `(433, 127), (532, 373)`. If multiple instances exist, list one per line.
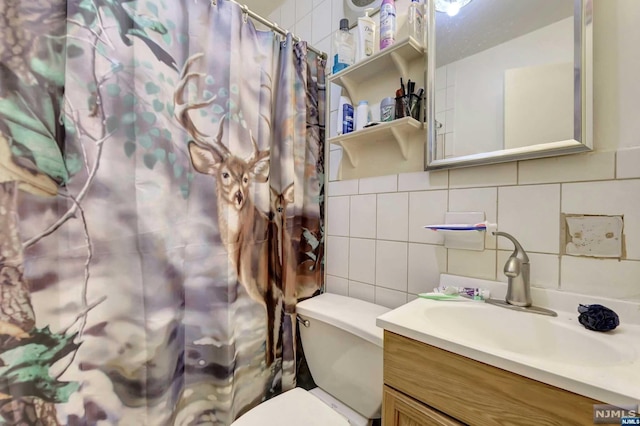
(296, 293), (391, 348)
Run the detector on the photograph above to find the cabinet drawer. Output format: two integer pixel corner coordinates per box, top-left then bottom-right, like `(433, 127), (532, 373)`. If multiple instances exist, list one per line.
(384, 385), (464, 426)
(384, 331), (600, 426)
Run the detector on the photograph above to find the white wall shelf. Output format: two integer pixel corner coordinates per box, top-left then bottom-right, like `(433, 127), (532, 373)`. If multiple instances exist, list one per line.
(326, 35), (426, 181)
(329, 117), (423, 167)
(328, 37), (425, 102)
(329, 117), (425, 180)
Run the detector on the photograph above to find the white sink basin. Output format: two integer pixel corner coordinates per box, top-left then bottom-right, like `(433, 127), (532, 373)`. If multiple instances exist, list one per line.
(376, 278), (640, 406)
(422, 303), (635, 366)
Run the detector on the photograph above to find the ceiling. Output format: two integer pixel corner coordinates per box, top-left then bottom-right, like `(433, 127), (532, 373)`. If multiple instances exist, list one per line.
(242, 0), (285, 18)
(436, 0), (574, 66)
(238, 0), (574, 66)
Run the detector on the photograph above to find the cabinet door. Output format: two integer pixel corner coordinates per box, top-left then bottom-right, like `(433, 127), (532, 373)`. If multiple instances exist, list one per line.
(383, 386), (464, 426)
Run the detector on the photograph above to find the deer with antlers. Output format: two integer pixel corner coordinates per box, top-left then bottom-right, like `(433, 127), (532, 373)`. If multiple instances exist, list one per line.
(175, 53), (281, 365)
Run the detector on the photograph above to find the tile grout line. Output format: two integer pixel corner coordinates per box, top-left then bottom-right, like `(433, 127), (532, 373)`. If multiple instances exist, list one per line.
(558, 183), (563, 290)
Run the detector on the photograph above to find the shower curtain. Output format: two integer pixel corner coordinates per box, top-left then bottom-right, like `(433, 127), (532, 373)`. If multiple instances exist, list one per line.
(0, 0), (325, 424)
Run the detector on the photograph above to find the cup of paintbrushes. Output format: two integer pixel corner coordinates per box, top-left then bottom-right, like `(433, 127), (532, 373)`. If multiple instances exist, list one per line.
(410, 88), (425, 121)
(395, 91), (411, 119)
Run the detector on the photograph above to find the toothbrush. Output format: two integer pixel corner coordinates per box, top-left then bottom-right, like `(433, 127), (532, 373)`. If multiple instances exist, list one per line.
(423, 221), (497, 232)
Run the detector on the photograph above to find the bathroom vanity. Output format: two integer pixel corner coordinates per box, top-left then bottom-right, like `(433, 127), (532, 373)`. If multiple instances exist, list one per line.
(377, 276), (640, 426)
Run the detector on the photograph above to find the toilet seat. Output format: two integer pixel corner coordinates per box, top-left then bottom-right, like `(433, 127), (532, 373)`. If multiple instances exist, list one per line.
(231, 388), (350, 426)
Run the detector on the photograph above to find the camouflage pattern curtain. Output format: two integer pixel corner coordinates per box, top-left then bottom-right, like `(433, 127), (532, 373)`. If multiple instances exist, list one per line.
(0, 0), (325, 424)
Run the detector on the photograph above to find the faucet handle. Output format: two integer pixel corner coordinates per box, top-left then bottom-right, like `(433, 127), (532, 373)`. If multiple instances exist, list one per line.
(492, 231), (529, 263)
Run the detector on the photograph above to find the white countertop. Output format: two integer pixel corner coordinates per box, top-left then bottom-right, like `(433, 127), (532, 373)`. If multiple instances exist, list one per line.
(376, 275), (640, 406)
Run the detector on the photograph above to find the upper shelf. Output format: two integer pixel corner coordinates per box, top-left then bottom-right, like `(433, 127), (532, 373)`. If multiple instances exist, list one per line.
(328, 37), (425, 98)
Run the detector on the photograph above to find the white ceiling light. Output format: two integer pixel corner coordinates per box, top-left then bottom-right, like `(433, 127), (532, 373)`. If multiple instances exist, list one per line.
(434, 0), (473, 17)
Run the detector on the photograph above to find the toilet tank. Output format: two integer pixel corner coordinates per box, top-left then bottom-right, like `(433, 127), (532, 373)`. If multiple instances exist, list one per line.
(296, 293), (390, 419)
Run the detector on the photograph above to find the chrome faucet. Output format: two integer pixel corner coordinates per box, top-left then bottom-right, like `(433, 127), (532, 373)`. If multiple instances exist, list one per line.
(489, 231), (556, 316)
(493, 231), (532, 307)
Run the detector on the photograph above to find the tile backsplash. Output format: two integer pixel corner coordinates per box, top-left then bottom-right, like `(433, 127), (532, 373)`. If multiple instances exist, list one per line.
(326, 153), (640, 308)
(264, 0), (640, 308)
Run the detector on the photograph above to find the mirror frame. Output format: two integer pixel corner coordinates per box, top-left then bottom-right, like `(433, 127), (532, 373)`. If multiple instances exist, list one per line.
(425, 0), (593, 170)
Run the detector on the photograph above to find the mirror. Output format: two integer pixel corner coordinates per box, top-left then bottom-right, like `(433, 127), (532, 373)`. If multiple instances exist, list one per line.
(425, 0), (592, 170)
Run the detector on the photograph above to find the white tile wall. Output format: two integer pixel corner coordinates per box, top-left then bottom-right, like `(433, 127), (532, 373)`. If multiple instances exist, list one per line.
(435, 67), (446, 90)
(327, 196), (350, 236)
(268, 0), (640, 305)
(518, 151), (616, 184)
(326, 236), (349, 278)
(350, 194), (377, 238)
(349, 238), (376, 284)
(359, 175), (398, 194)
(498, 185), (561, 254)
(449, 187), (497, 249)
(497, 251), (560, 290)
(617, 147), (640, 179)
(327, 167), (640, 304)
(408, 243), (446, 295)
(377, 193), (409, 241)
(329, 146), (342, 181)
(408, 191), (448, 244)
(330, 0), (345, 34)
(325, 275), (349, 295)
(328, 179), (358, 196)
(448, 248), (496, 281)
(294, 12), (313, 47)
(296, 0), (313, 21)
(268, 8), (282, 27)
(375, 287), (407, 309)
(349, 280), (375, 303)
(561, 256), (640, 299)
(280, 0), (296, 30)
(449, 162), (518, 188)
(311, 0), (332, 44)
(375, 287), (408, 309)
(398, 170), (448, 192)
(375, 241), (408, 291)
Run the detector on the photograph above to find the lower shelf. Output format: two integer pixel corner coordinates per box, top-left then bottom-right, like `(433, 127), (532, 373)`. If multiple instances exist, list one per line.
(329, 117), (426, 180)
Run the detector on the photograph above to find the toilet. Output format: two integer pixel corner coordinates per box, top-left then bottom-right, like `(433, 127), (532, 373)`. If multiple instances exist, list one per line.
(232, 293), (390, 426)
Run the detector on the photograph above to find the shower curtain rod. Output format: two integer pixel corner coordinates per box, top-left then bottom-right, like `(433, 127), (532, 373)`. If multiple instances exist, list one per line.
(214, 0), (328, 59)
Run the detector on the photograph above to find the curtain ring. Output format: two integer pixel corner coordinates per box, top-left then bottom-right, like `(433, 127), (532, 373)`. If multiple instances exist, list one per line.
(211, 0), (216, 5)
(242, 5), (249, 23)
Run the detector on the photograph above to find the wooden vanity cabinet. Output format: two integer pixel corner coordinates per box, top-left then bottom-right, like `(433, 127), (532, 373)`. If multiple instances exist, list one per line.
(382, 331), (601, 426)
(383, 385), (463, 426)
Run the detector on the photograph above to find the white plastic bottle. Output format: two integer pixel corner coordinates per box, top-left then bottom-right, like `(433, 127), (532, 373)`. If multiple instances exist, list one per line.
(356, 9), (376, 62)
(356, 101), (370, 131)
(333, 19), (355, 74)
(379, 0), (396, 50)
(408, 0), (424, 44)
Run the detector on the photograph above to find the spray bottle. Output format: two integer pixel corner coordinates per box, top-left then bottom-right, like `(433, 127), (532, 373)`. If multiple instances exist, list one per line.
(408, 0), (424, 44)
(379, 0), (396, 50)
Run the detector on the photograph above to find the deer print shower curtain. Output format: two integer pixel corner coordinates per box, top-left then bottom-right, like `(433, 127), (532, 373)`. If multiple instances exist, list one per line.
(0, 0), (325, 424)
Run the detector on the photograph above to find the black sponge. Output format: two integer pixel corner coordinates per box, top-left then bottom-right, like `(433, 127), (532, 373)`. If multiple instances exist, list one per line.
(578, 304), (620, 332)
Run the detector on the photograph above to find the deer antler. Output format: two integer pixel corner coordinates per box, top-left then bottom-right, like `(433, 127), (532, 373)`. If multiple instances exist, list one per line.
(246, 129), (270, 165)
(174, 53), (230, 159)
